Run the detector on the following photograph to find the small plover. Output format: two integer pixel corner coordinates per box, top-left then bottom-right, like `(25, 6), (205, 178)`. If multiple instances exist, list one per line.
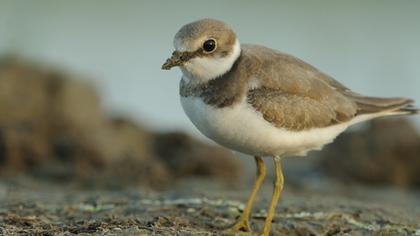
(162, 18), (419, 236)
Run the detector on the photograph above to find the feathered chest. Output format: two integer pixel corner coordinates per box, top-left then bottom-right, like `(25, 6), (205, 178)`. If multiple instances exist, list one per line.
(179, 75), (247, 108)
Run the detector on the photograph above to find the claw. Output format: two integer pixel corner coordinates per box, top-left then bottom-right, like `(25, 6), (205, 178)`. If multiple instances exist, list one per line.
(222, 219), (253, 235)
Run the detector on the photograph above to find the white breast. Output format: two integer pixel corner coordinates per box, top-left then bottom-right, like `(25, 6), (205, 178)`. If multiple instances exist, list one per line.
(180, 96), (353, 157)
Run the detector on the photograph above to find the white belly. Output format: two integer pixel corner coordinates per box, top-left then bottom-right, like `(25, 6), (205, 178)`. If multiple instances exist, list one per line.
(180, 96), (351, 157)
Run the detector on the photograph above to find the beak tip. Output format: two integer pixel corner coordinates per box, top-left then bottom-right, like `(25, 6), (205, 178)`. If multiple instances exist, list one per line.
(162, 50), (185, 70)
(161, 63), (172, 70)
(161, 58), (174, 70)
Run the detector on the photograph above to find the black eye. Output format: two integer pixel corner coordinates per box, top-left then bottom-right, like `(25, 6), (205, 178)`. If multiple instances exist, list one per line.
(202, 39), (216, 52)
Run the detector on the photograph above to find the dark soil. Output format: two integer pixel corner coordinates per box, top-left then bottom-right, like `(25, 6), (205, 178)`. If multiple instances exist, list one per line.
(1, 177), (419, 236)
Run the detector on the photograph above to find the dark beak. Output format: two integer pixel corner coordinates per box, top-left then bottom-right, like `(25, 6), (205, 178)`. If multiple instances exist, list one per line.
(161, 51), (186, 70)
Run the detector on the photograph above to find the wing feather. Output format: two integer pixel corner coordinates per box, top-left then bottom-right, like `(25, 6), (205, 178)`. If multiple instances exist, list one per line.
(242, 44), (358, 130)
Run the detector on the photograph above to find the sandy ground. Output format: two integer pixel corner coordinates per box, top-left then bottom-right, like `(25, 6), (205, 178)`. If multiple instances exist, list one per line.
(1, 176), (419, 236)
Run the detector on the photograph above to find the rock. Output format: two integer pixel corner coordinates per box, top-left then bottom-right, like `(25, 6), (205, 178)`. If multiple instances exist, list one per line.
(320, 118), (420, 189)
(154, 132), (239, 180)
(0, 60), (53, 172)
(0, 58), (240, 188)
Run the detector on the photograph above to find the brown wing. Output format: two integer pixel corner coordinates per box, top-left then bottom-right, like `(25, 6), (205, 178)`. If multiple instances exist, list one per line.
(247, 88), (354, 131)
(242, 44), (359, 130)
(242, 44), (418, 130)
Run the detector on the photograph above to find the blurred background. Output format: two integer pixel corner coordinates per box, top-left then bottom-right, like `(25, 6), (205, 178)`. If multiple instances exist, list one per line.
(1, 0), (419, 132)
(0, 1), (419, 235)
(1, 0), (420, 195)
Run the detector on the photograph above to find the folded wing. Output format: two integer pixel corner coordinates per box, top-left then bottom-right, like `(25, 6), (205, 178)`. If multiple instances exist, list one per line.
(242, 44), (418, 131)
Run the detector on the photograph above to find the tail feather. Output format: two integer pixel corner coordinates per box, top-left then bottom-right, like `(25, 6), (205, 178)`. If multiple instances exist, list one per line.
(351, 95), (413, 107)
(396, 106), (420, 115)
(344, 94), (418, 126)
(349, 95), (417, 116)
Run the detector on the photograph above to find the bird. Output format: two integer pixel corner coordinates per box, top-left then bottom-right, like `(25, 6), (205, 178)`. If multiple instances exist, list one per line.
(161, 18), (419, 236)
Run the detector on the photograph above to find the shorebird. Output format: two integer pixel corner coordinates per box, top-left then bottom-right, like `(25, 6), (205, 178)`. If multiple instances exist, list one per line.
(161, 18), (419, 236)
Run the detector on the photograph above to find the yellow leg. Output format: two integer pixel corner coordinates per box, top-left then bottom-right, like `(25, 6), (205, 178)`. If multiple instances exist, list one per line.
(229, 156), (266, 232)
(261, 156), (284, 236)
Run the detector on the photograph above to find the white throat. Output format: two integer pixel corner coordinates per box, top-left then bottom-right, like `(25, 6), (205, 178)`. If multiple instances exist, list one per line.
(181, 39), (241, 83)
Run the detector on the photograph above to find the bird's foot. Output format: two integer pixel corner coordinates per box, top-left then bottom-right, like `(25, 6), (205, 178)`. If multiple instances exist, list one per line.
(222, 219), (252, 235)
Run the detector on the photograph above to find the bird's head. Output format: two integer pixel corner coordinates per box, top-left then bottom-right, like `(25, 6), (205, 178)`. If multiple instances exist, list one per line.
(162, 19), (241, 83)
